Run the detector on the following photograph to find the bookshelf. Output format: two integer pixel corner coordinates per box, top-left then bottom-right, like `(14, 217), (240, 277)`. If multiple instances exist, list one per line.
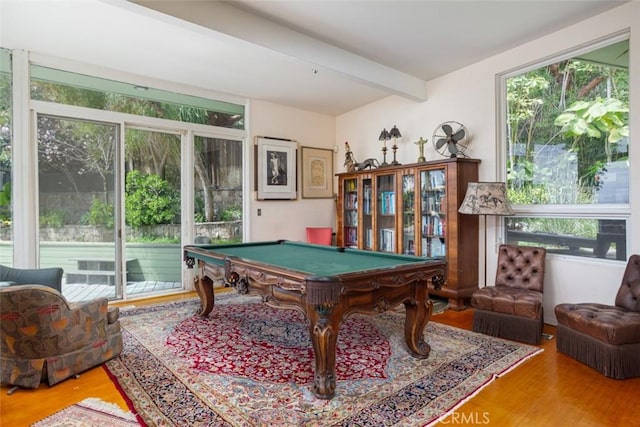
(336, 158), (480, 310)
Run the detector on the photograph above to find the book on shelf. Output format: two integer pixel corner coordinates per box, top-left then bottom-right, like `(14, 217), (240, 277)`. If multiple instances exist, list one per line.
(438, 194), (446, 214)
(365, 228), (373, 249)
(422, 215), (444, 237)
(424, 237), (446, 258)
(345, 210), (358, 226)
(379, 191), (395, 215)
(363, 187), (372, 214)
(344, 226), (358, 246)
(344, 180), (356, 192)
(344, 192), (358, 209)
(422, 191), (446, 215)
(379, 228), (395, 252)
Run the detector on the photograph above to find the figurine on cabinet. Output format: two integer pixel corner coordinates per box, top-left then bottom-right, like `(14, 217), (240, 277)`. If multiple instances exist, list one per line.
(344, 141), (379, 171)
(415, 137), (428, 163)
(355, 158), (380, 170)
(344, 142), (357, 172)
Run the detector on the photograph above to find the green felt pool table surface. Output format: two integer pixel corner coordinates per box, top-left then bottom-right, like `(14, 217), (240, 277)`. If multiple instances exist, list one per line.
(185, 240), (435, 276)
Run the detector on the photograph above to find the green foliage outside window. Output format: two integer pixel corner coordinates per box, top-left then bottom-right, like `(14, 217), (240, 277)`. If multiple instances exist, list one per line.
(505, 40), (629, 258)
(194, 195), (207, 223)
(220, 206), (242, 221)
(31, 69), (243, 228)
(508, 217), (598, 241)
(554, 97), (629, 162)
(124, 170), (180, 228)
(81, 198), (114, 228)
(39, 210), (67, 228)
(506, 44), (629, 206)
(0, 182), (10, 224)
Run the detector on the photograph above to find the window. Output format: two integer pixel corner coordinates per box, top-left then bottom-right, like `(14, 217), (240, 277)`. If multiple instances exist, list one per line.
(1, 52), (247, 302)
(27, 65), (247, 300)
(501, 35), (629, 260)
(0, 49), (11, 266)
(30, 65), (244, 129)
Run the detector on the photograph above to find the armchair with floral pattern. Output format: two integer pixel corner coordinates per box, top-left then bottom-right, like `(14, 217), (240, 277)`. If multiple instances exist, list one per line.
(0, 284), (123, 392)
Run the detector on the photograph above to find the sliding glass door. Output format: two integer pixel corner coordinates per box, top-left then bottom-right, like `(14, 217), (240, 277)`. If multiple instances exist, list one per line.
(37, 116), (186, 301)
(194, 135), (243, 244)
(123, 127), (183, 298)
(37, 114), (119, 300)
(35, 111), (244, 302)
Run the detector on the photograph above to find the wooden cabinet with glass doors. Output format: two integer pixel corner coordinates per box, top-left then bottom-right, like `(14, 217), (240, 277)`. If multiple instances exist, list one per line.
(336, 158), (480, 310)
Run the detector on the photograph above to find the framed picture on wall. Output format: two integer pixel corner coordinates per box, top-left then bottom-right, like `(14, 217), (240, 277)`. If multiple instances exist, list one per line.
(255, 136), (298, 200)
(301, 146), (334, 199)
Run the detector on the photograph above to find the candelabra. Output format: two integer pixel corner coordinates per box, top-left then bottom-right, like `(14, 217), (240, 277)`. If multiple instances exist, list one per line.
(378, 128), (390, 166)
(389, 126), (402, 165)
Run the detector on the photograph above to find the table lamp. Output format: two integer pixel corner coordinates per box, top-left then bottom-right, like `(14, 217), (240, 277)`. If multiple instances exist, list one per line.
(378, 128), (391, 166)
(389, 125), (402, 165)
(458, 182), (514, 286)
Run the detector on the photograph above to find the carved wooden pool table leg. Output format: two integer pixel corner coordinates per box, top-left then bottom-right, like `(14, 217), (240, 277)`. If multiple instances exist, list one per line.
(307, 304), (341, 399)
(403, 296), (433, 358)
(194, 275), (215, 317)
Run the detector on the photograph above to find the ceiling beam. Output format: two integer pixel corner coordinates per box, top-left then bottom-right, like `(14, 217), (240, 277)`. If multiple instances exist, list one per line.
(126, 0), (428, 102)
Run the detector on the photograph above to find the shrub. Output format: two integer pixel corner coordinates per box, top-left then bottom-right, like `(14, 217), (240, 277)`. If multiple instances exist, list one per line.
(40, 210), (67, 228)
(126, 234), (180, 244)
(82, 198), (114, 228)
(125, 170), (179, 227)
(194, 194), (206, 223)
(220, 206), (242, 221)
(0, 182), (10, 223)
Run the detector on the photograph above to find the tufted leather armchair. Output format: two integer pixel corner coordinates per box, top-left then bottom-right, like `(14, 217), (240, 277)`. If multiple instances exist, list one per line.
(471, 244), (547, 344)
(555, 254), (640, 379)
(0, 284), (123, 391)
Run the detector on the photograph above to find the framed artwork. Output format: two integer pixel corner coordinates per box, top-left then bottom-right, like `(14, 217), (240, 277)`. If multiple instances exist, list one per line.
(301, 146), (334, 199)
(255, 136), (297, 200)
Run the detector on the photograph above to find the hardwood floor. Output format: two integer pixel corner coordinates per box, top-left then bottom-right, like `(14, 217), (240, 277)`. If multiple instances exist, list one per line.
(2, 292), (639, 426)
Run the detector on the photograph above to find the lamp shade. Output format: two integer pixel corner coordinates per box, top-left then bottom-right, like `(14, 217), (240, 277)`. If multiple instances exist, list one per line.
(379, 128), (390, 141)
(458, 182), (513, 216)
(389, 125), (402, 138)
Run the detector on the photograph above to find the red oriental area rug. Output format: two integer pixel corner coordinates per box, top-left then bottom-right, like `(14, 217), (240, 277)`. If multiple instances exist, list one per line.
(105, 293), (542, 426)
(166, 303), (391, 383)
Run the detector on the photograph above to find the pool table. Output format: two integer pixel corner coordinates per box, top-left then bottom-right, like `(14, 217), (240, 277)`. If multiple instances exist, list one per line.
(183, 240), (446, 399)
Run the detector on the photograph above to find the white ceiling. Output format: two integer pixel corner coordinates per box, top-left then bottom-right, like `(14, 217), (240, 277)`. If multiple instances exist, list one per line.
(0, 0), (626, 115)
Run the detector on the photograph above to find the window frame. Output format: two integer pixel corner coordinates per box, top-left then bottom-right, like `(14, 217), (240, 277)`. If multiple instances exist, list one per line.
(496, 30), (630, 261)
(7, 49), (249, 298)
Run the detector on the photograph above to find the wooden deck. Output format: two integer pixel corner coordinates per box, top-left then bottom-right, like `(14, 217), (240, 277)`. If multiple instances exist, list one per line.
(62, 280), (183, 302)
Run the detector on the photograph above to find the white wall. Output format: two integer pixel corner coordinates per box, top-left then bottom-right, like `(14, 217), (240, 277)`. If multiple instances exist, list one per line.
(337, 2), (639, 325)
(248, 100), (336, 242)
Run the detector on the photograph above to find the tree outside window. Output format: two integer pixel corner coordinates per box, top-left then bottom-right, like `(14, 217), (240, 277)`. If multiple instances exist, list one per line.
(504, 38), (629, 260)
